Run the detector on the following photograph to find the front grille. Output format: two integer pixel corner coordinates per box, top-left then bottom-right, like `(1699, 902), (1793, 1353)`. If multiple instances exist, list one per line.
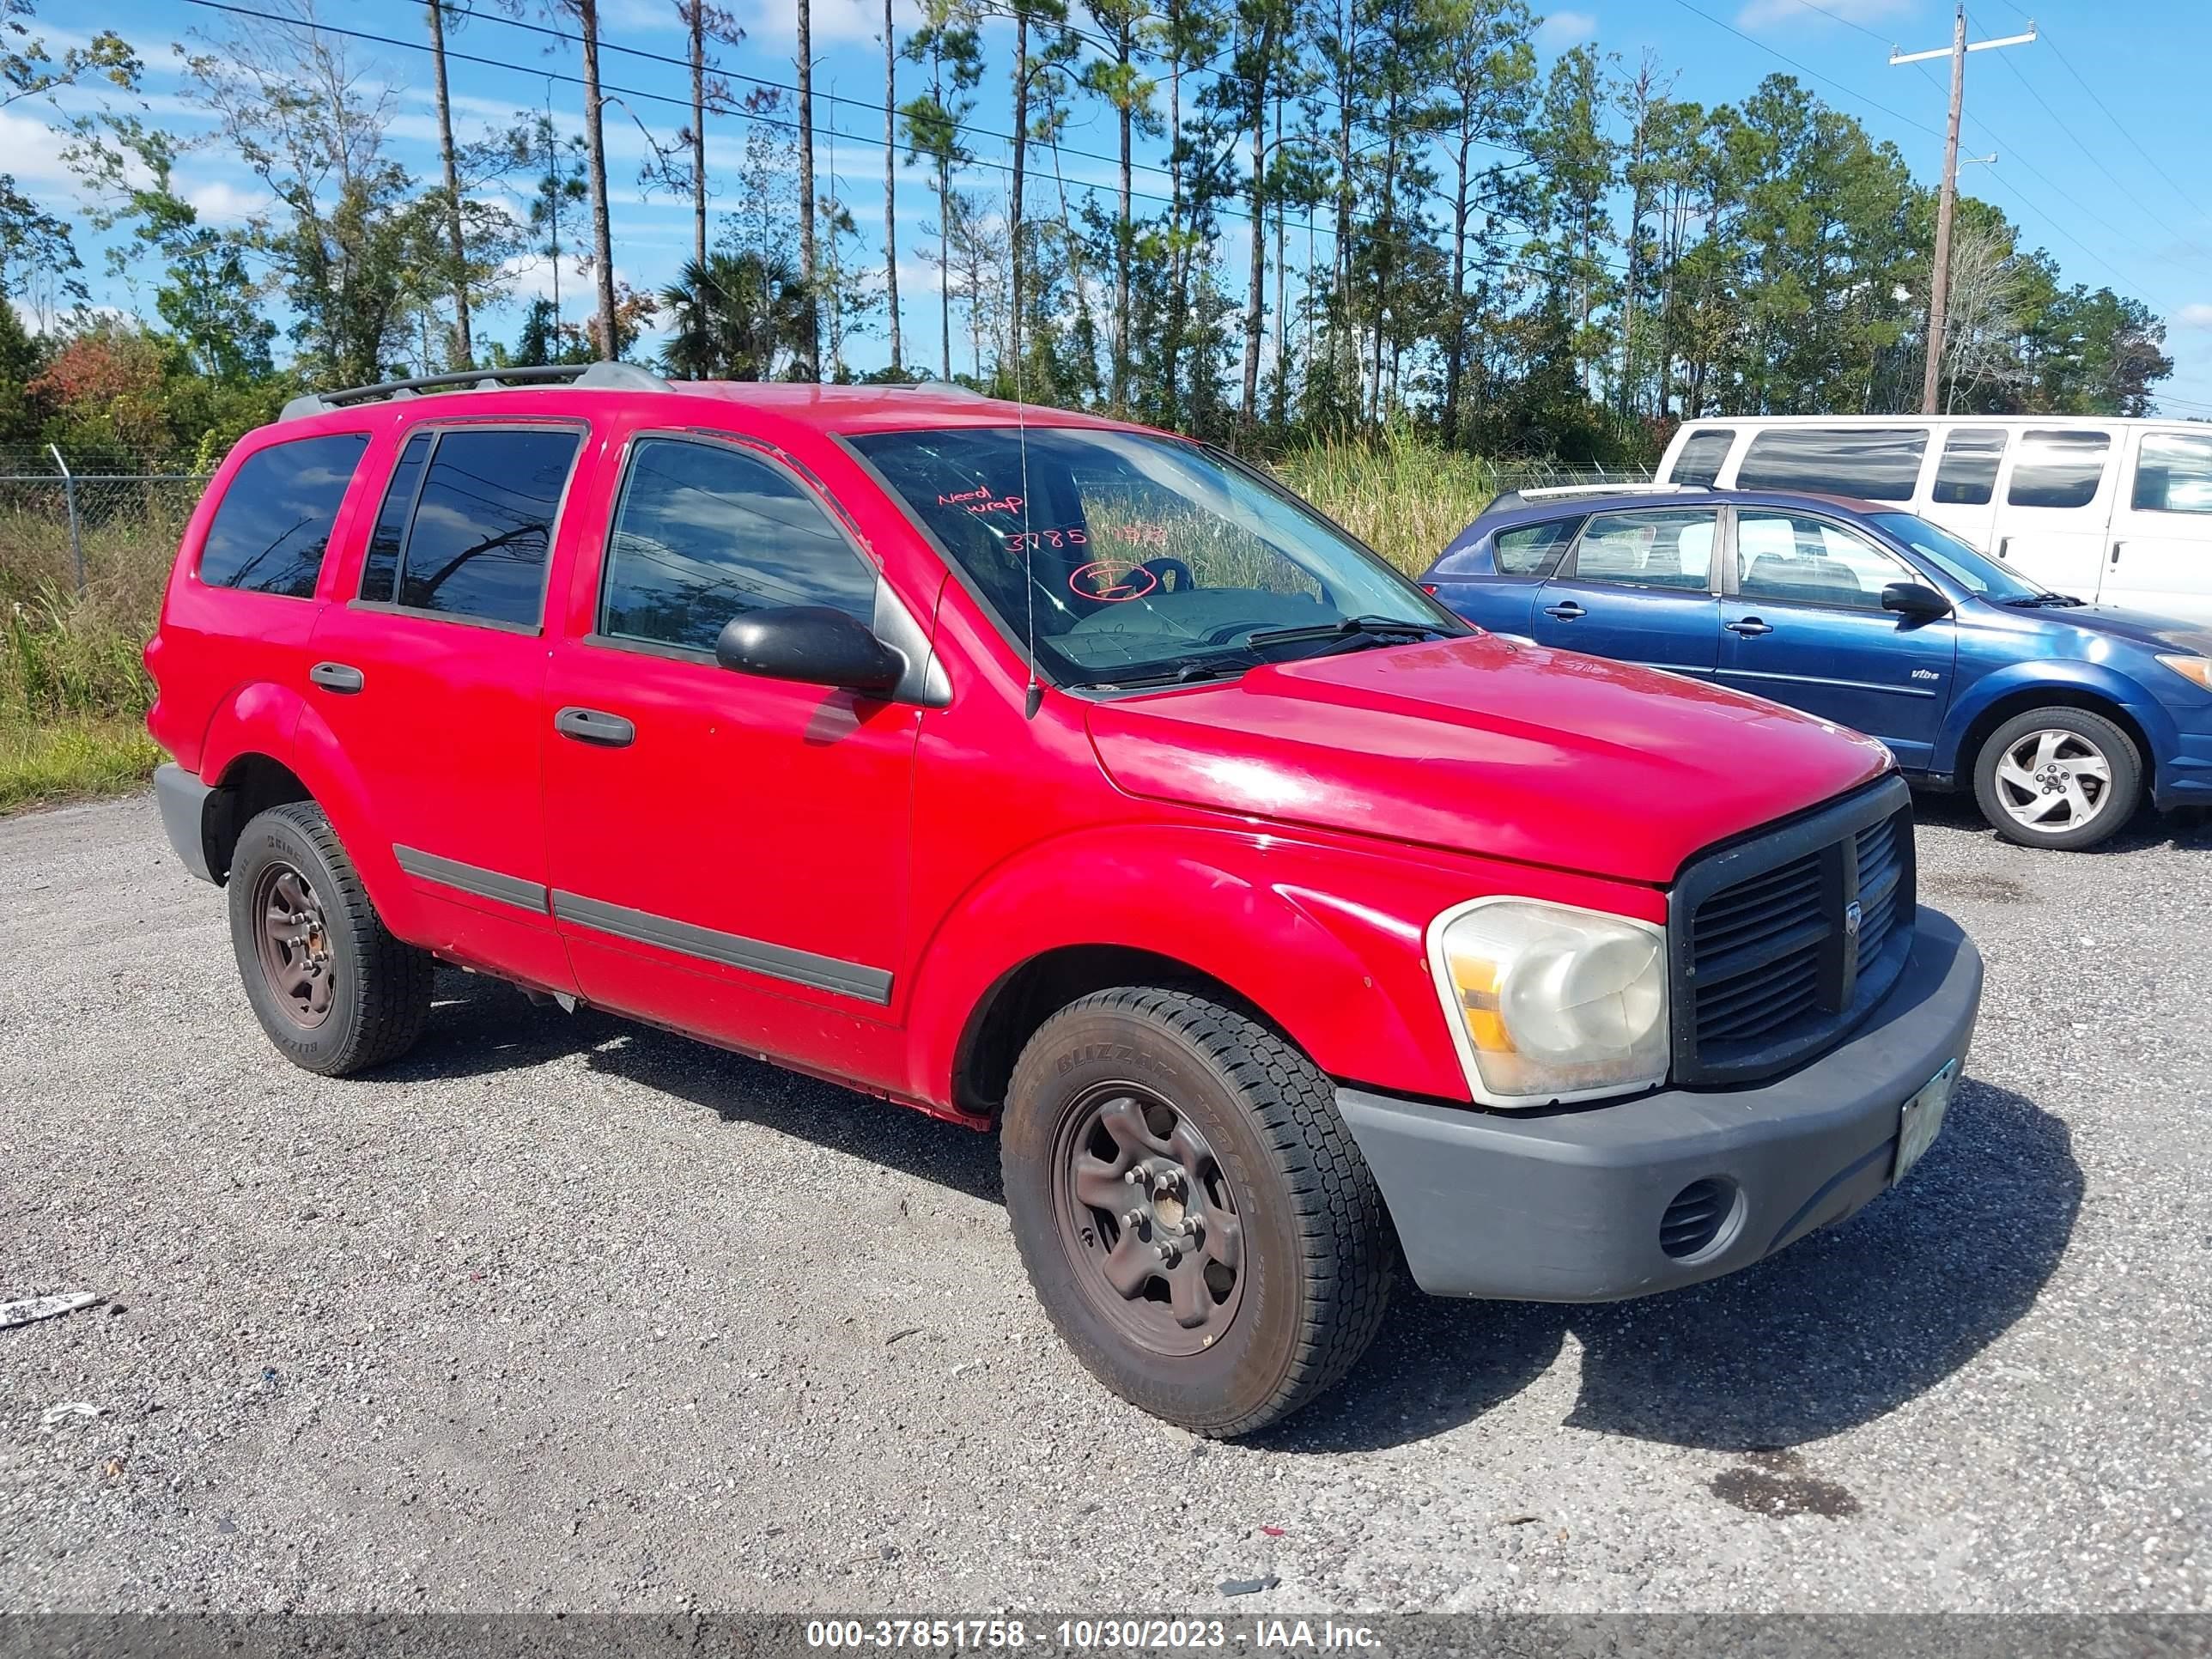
(1670, 776), (1916, 1087)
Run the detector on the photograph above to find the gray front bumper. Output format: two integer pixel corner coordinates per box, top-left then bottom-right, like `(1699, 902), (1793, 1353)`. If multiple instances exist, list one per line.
(154, 763), (217, 884)
(1339, 908), (1983, 1302)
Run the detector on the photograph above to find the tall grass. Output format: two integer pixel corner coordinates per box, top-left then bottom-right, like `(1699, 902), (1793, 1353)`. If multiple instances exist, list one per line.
(1273, 428), (1513, 574)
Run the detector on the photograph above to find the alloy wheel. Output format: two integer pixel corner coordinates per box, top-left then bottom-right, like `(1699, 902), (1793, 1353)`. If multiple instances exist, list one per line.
(1992, 727), (2114, 833)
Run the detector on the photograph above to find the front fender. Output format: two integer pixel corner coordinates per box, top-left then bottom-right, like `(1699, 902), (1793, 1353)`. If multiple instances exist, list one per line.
(1937, 660), (2177, 777)
(899, 821), (1668, 1112)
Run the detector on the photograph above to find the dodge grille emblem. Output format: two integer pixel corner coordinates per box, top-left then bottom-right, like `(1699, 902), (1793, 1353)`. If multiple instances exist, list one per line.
(1844, 900), (1863, 939)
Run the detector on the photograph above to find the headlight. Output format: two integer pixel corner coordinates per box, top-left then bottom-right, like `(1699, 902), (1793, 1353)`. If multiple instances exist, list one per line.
(1427, 897), (1669, 1106)
(2156, 653), (2212, 692)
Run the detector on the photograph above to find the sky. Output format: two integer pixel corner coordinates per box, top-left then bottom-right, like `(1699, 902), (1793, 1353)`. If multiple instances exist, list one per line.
(11, 0), (2212, 417)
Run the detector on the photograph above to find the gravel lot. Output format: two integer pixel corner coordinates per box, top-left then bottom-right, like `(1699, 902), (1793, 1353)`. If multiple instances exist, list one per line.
(2, 789), (2208, 1615)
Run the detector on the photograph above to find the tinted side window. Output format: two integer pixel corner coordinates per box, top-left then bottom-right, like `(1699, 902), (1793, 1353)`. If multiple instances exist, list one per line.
(198, 434), (369, 599)
(2008, 429), (2109, 509)
(600, 438), (876, 653)
(1670, 428), (1735, 488)
(1736, 427), (1929, 501)
(358, 430), (434, 604)
(1570, 508), (1717, 592)
(2131, 432), (2212, 515)
(1932, 428), (2006, 506)
(1736, 513), (1916, 611)
(393, 428), (581, 627)
(1492, 517), (1581, 577)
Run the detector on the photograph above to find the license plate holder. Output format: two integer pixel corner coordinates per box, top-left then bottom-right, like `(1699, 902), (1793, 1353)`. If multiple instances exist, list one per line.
(1893, 1058), (1960, 1185)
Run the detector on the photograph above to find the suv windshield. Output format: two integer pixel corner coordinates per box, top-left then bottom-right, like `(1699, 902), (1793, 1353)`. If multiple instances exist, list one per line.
(1870, 511), (2044, 603)
(849, 425), (1461, 686)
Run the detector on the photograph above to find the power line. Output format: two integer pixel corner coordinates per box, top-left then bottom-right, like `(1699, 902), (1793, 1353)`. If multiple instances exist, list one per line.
(2034, 22), (2212, 230)
(1659, 0), (1945, 140)
(177, 0), (1618, 290)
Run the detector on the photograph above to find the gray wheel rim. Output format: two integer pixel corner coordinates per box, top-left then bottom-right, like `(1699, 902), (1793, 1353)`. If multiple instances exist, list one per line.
(1994, 727), (2114, 833)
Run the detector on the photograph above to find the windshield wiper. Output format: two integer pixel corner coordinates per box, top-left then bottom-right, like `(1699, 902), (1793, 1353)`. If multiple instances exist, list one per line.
(1242, 613), (1458, 651)
(2004, 592), (2086, 608)
(1075, 651), (1263, 690)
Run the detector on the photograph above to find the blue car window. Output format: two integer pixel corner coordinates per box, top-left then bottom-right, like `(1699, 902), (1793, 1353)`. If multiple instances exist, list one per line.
(1493, 518), (1581, 576)
(1570, 508), (1717, 592)
(1736, 513), (1917, 612)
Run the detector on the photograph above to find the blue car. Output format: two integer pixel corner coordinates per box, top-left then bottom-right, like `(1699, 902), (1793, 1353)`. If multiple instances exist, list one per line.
(1419, 486), (2212, 850)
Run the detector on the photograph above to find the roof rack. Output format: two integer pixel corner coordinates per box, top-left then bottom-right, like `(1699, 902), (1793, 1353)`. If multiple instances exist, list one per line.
(1514, 481), (1692, 501)
(278, 361), (671, 422)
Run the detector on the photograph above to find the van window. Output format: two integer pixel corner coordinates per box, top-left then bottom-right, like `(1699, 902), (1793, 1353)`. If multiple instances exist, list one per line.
(2008, 430), (2109, 509)
(1735, 512), (1917, 612)
(1736, 428), (1927, 501)
(1570, 507), (1717, 592)
(2130, 432), (2212, 515)
(385, 427), (582, 629)
(1931, 428), (2006, 506)
(198, 433), (370, 599)
(1492, 517), (1582, 576)
(1670, 428), (1734, 488)
(599, 437), (878, 653)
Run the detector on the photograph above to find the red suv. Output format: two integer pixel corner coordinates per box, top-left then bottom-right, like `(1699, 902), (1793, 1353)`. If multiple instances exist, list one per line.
(147, 365), (1984, 1436)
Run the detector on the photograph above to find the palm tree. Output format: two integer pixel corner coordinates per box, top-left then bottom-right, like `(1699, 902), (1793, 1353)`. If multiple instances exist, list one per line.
(657, 252), (816, 380)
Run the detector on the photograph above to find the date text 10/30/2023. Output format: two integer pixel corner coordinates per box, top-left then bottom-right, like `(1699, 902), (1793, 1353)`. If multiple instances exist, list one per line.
(803, 1619), (1382, 1650)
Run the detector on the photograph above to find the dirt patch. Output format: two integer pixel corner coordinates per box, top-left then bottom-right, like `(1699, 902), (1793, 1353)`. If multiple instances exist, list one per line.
(1923, 872), (2033, 904)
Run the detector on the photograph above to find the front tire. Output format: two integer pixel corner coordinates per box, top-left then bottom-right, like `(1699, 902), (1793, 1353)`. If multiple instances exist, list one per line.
(226, 801), (433, 1075)
(1001, 988), (1393, 1437)
(1972, 706), (2142, 851)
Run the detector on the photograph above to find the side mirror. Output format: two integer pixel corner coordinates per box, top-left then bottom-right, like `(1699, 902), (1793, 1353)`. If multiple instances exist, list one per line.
(715, 605), (907, 696)
(1881, 580), (1952, 622)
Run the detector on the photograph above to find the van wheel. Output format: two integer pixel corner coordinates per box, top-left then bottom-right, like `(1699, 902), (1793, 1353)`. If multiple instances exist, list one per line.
(226, 801), (433, 1074)
(1972, 706), (2142, 851)
(1000, 988), (1393, 1437)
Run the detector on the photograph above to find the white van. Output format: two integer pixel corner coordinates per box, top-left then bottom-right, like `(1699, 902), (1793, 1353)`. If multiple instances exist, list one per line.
(1652, 416), (2212, 625)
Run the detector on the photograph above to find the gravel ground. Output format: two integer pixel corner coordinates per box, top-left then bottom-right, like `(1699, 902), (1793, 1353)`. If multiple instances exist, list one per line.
(1, 789), (2208, 1615)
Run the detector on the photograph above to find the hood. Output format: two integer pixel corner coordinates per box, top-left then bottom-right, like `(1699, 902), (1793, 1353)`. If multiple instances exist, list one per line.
(2019, 602), (2212, 657)
(1085, 635), (1893, 886)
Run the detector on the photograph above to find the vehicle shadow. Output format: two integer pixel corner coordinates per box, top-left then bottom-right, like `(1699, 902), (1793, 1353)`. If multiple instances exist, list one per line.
(383, 975), (2081, 1459)
(1911, 785), (2212, 853)
(1262, 1079), (2081, 1455)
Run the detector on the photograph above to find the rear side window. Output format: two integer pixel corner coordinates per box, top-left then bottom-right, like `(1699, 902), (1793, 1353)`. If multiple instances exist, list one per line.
(198, 433), (369, 599)
(357, 431), (434, 605)
(2008, 430), (2109, 509)
(1931, 428), (2007, 506)
(1736, 428), (1928, 501)
(599, 437), (877, 653)
(1492, 517), (1581, 577)
(2131, 432), (2212, 514)
(1570, 507), (1717, 592)
(1669, 428), (1734, 488)
(362, 426), (582, 629)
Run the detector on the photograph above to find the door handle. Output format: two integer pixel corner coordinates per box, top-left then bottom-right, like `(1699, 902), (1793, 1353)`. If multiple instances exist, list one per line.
(2111, 540), (2124, 567)
(308, 661), (364, 694)
(554, 706), (635, 747)
(1724, 617), (1773, 638)
(1997, 537), (2010, 561)
(1542, 600), (1586, 621)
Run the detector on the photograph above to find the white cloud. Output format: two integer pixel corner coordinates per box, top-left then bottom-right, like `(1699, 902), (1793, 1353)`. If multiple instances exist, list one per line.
(733, 0), (928, 51)
(2178, 303), (2212, 329)
(1534, 9), (1597, 48)
(0, 110), (81, 187)
(182, 179), (272, 226)
(1736, 0), (1911, 28)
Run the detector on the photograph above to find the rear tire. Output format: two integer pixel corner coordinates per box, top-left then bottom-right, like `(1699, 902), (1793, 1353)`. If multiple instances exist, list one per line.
(226, 801), (433, 1075)
(1972, 706), (2141, 851)
(1000, 987), (1393, 1437)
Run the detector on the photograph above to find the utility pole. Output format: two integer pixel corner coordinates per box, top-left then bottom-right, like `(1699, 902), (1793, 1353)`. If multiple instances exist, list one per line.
(1892, 8), (2037, 414)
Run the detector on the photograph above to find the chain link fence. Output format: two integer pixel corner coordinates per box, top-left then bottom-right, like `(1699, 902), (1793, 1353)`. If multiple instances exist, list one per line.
(0, 452), (210, 617)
